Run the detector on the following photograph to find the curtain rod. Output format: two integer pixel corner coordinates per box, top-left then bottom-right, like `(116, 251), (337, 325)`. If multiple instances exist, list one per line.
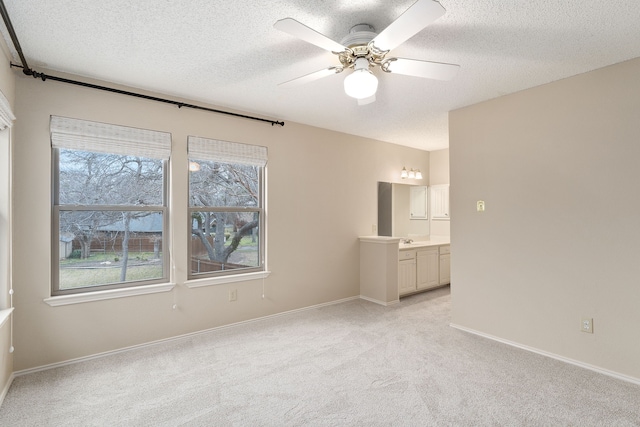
(0, 0), (284, 127)
(10, 64), (285, 127)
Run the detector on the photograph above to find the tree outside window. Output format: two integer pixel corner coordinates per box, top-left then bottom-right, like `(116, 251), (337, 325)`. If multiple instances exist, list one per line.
(187, 137), (266, 278)
(51, 116), (170, 295)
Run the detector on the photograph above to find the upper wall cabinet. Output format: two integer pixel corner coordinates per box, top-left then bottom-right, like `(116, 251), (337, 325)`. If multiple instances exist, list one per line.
(409, 186), (428, 220)
(430, 185), (450, 220)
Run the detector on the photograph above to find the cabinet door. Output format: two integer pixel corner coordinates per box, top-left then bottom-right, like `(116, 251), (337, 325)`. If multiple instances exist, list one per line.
(416, 248), (439, 290)
(439, 253), (451, 285)
(409, 186), (428, 219)
(398, 259), (417, 295)
(430, 185), (450, 220)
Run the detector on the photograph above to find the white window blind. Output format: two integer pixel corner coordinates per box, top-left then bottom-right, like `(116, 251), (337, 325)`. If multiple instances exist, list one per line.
(188, 136), (267, 167)
(50, 116), (171, 160)
(0, 90), (16, 130)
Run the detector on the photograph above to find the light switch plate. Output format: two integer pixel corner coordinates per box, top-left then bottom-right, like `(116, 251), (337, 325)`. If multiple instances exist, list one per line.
(581, 317), (593, 333)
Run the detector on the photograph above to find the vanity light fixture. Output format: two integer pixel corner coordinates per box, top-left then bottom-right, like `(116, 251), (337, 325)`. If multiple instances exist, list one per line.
(401, 166), (423, 180)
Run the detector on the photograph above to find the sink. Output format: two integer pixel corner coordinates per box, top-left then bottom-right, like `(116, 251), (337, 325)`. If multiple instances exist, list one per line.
(399, 241), (428, 248)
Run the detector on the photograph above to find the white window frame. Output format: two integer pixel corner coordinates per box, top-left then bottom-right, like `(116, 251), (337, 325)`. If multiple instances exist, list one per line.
(50, 116), (171, 296)
(187, 136), (267, 281)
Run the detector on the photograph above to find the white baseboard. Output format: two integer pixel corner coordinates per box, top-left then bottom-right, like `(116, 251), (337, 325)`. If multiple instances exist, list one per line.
(0, 372), (15, 408)
(14, 295), (361, 377)
(359, 295), (399, 306)
(450, 323), (640, 386)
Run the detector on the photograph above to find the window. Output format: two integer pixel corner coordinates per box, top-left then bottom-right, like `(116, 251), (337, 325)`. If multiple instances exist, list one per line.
(51, 116), (171, 295)
(0, 89), (15, 309)
(188, 136), (266, 279)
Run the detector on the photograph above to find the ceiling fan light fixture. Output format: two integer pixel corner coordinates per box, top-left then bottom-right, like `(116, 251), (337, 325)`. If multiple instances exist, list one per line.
(344, 57), (378, 99)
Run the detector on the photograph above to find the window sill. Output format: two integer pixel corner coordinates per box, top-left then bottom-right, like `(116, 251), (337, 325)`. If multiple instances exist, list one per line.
(0, 307), (14, 328)
(44, 282), (176, 306)
(185, 270), (271, 288)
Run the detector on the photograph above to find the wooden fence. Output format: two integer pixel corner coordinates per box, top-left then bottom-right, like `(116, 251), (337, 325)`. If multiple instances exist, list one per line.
(72, 233), (162, 254)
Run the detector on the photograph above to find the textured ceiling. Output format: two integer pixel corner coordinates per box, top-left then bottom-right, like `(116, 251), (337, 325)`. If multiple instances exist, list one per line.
(2, 0), (640, 151)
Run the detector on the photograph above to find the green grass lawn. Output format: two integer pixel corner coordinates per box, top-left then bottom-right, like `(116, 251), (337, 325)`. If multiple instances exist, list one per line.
(59, 252), (163, 289)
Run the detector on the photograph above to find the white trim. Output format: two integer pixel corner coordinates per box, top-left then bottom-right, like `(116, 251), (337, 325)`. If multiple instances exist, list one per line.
(450, 323), (640, 386)
(0, 308), (13, 329)
(185, 270), (271, 288)
(358, 236), (402, 245)
(0, 90), (15, 130)
(16, 295), (360, 376)
(44, 283), (175, 306)
(359, 295), (399, 306)
(0, 372), (15, 408)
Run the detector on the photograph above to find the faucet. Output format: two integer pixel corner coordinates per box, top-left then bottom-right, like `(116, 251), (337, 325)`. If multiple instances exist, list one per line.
(402, 238), (413, 244)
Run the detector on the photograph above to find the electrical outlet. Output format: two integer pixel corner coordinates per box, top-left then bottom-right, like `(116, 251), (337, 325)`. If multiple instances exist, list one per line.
(581, 317), (593, 333)
(229, 289), (237, 302)
(372, 224), (378, 234)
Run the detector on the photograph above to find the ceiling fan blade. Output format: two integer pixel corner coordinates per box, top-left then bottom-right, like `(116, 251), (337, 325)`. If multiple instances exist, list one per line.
(274, 18), (346, 53)
(357, 94), (376, 106)
(372, 0), (446, 52)
(385, 58), (459, 81)
(279, 67), (342, 88)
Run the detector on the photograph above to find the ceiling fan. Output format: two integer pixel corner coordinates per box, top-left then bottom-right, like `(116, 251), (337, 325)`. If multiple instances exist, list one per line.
(274, 0), (460, 105)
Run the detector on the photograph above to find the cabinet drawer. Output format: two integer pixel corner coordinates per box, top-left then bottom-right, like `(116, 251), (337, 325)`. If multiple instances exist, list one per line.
(439, 245), (450, 255)
(399, 250), (416, 260)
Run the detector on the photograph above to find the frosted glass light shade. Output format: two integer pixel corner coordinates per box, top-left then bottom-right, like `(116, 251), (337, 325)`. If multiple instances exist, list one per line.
(344, 69), (378, 99)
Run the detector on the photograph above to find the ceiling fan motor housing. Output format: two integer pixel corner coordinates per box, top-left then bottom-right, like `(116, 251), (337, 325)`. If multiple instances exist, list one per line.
(340, 24), (377, 48)
(338, 24), (388, 69)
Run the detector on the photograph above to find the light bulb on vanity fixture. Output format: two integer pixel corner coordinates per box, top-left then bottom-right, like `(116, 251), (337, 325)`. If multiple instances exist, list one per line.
(401, 167), (408, 179)
(408, 169), (416, 179)
(189, 161), (201, 172)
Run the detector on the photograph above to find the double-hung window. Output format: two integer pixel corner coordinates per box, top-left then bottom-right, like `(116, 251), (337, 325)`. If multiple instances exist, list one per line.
(51, 116), (171, 295)
(188, 136), (266, 279)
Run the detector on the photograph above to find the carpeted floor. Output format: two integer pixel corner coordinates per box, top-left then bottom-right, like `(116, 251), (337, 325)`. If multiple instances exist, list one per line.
(1, 286), (639, 426)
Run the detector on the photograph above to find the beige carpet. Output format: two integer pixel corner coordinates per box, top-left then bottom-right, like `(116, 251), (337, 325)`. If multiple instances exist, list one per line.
(1, 287), (639, 426)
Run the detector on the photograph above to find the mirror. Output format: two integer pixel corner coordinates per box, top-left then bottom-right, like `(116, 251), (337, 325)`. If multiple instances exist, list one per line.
(378, 182), (430, 237)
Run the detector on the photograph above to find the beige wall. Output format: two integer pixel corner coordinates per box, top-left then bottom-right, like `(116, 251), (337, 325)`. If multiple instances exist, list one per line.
(11, 71), (430, 371)
(450, 57), (640, 380)
(429, 148), (449, 185)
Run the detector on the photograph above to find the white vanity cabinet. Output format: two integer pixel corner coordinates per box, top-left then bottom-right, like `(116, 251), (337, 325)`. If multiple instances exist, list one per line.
(358, 237), (450, 306)
(399, 245), (443, 296)
(439, 245), (451, 285)
(398, 244), (451, 296)
(398, 250), (417, 295)
(430, 185), (450, 220)
(416, 248), (439, 290)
